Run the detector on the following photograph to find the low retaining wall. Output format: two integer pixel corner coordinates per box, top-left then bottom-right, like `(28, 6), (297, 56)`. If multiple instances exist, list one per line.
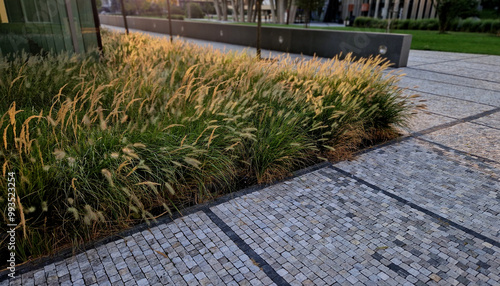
(99, 15), (412, 68)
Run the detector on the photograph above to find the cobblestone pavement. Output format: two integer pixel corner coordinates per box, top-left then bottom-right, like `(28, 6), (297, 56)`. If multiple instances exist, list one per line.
(1, 30), (499, 285)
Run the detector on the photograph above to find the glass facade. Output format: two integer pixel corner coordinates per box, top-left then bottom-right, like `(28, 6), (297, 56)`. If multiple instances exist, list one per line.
(0, 0), (101, 56)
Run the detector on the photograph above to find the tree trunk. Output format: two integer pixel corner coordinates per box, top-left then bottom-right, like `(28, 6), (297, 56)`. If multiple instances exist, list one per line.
(167, 0), (173, 42)
(277, 0), (285, 23)
(256, 0), (262, 59)
(305, 9), (309, 28)
(289, 3), (297, 24)
(239, 0), (245, 22)
(248, 0), (255, 22)
(333, 0), (339, 22)
(119, 0), (129, 35)
(214, 0), (222, 20)
(286, 0), (292, 24)
(222, 0), (228, 21)
(186, 0), (191, 19)
(230, 0), (239, 21)
(433, 0), (448, 33)
(438, 13), (447, 33)
(270, 0), (277, 23)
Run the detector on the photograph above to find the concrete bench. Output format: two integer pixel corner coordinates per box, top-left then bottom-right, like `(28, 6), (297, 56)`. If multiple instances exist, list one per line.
(99, 15), (412, 68)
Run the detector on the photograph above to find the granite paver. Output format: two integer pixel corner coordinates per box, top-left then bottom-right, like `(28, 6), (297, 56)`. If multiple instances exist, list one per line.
(335, 138), (500, 240)
(473, 112), (500, 129)
(403, 91), (495, 119)
(411, 63), (500, 83)
(2, 213), (274, 286)
(422, 122), (500, 162)
(395, 67), (500, 91)
(212, 168), (500, 285)
(398, 77), (500, 106)
(1, 27), (499, 285)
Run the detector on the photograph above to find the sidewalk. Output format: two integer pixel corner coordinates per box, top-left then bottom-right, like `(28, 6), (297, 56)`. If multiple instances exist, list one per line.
(188, 18), (346, 28)
(1, 28), (499, 285)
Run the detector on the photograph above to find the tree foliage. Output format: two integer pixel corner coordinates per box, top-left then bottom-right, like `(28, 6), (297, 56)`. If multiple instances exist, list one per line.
(295, 0), (325, 27)
(295, 0), (325, 12)
(481, 0), (500, 10)
(432, 0), (479, 33)
(119, 0), (169, 15)
(481, 0), (500, 17)
(188, 3), (205, 18)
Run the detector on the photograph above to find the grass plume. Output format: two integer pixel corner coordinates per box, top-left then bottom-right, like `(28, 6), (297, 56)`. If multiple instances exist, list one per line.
(0, 30), (412, 265)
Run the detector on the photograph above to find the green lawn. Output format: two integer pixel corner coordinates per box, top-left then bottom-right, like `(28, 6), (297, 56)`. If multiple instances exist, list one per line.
(343, 27), (500, 56)
(234, 22), (500, 56)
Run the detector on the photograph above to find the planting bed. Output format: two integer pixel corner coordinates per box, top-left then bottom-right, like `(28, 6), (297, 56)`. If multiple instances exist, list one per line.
(0, 30), (412, 265)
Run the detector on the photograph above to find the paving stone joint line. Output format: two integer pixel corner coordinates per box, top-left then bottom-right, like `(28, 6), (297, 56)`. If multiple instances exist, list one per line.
(405, 88), (499, 108)
(2, 31), (500, 285)
(329, 165), (500, 249)
(417, 109), (500, 132)
(412, 107), (500, 137)
(408, 54), (489, 67)
(204, 209), (291, 286)
(0, 161), (331, 281)
(412, 136), (500, 166)
(405, 66), (500, 86)
(403, 74), (500, 91)
(355, 134), (499, 167)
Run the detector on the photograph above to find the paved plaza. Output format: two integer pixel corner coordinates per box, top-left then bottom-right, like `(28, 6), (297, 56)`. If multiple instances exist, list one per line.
(1, 28), (499, 285)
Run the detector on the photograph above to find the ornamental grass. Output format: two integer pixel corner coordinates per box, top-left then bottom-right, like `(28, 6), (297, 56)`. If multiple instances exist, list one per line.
(0, 30), (412, 263)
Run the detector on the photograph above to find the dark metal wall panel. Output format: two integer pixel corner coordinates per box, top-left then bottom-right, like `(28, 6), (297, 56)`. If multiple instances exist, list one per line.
(0, 0), (100, 56)
(100, 15), (412, 67)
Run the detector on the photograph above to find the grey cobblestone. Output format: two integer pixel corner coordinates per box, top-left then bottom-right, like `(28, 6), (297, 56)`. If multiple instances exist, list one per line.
(4, 213), (274, 285)
(212, 167), (500, 285)
(336, 138), (500, 240)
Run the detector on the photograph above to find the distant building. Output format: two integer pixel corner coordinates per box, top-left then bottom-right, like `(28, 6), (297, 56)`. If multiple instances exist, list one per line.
(0, 0), (102, 56)
(324, 0), (438, 22)
(100, 0), (112, 12)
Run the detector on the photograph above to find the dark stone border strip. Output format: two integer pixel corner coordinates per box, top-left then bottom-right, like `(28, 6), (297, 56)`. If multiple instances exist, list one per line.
(355, 107), (500, 166)
(462, 58), (500, 68)
(406, 55), (488, 68)
(412, 107), (500, 137)
(404, 88), (498, 108)
(345, 134), (500, 167)
(354, 136), (500, 182)
(204, 209), (291, 286)
(403, 74), (500, 92)
(329, 166), (500, 249)
(462, 120), (500, 132)
(413, 109), (500, 132)
(0, 161), (331, 280)
(353, 135), (413, 157)
(414, 136), (500, 167)
(436, 61), (500, 74)
(405, 66), (500, 86)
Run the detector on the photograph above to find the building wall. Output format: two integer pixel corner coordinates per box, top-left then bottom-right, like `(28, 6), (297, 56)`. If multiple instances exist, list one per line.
(0, 0), (101, 56)
(0, 0), (7, 23)
(339, 0), (436, 21)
